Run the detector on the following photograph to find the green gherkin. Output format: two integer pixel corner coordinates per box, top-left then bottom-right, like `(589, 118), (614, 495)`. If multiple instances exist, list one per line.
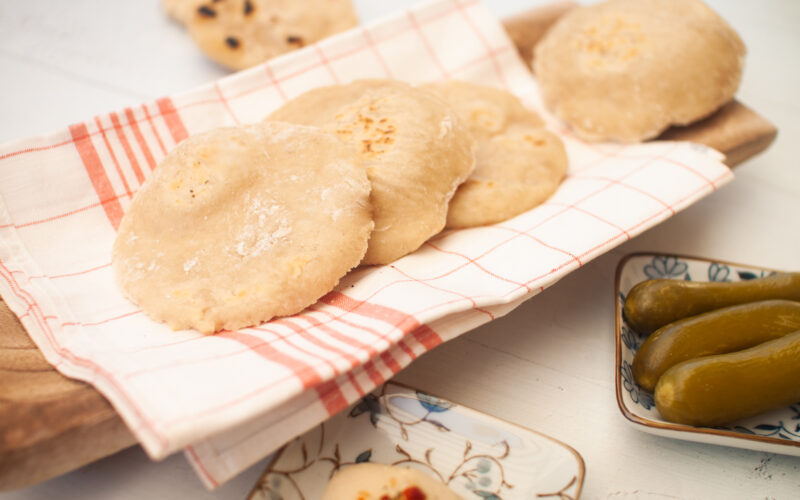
(655, 330), (800, 427)
(623, 273), (800, 335)
(632, 299), (800, 392)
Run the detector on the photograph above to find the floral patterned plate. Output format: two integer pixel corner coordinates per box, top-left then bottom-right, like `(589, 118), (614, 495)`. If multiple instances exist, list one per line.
(615, 252), (800, 456)
(248, 383), (585, 499)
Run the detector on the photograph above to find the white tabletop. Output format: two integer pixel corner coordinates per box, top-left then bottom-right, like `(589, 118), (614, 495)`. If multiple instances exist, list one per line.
(1, 0), (798, 498)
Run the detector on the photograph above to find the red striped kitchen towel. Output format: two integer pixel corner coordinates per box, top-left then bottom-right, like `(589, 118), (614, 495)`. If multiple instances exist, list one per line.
(0, 0), (733, 488)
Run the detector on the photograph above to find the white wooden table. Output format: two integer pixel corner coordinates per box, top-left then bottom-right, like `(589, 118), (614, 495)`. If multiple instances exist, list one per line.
(1, 1), (798, 498)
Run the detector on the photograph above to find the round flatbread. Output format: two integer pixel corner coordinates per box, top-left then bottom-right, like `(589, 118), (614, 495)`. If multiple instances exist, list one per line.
(534, 0), (745, 142)
(269, 79), (476, 265)
(423, 81), (567, 228)
(322, 463), (465, 500)
(186, 0), (358, 70)
(112, 122), (373, 333)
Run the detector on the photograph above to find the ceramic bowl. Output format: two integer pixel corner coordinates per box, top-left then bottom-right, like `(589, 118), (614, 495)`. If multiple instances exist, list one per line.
(615, 252), (800, 456)
(249, 383), (585, 499)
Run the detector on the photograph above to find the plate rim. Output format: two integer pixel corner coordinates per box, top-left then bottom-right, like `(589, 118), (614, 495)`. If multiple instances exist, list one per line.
(613, 251), (800, 451)
(248, 380), (586, 499)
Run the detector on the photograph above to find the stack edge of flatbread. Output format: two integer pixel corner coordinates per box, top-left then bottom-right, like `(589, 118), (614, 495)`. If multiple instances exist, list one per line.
(112, 79), (568, 333)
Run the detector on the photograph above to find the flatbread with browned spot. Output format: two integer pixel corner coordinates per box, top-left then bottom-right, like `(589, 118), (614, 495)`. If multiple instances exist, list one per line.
(269, 79), (476, 265)
(185, 0), (358, 71)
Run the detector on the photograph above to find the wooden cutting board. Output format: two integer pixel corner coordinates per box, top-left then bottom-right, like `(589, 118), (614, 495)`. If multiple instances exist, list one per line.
(0, 1), (777, 491)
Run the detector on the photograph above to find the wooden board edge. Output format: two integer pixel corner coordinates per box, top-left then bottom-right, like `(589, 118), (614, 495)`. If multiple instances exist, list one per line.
(0, 402), (136, 491)
(0, 299), (136, 491)
(659, 100), (778, 167)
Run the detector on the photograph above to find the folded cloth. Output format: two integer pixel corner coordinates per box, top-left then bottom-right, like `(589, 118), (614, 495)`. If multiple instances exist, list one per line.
(0, 0), (732, 488)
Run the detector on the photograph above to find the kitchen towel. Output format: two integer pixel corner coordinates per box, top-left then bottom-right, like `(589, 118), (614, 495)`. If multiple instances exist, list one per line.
(0, 0), (733, 488)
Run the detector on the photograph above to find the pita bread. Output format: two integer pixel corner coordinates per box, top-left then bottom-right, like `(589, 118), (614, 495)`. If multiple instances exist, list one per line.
(113, 122), (372, 333)
(534, 0), (745, 142)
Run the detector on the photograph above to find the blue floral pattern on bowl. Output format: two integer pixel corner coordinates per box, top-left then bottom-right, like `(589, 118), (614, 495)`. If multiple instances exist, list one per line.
(707, 262), (730, 282)
(250, 383), (585, 499)
(619, 360), (654, 410)
(615, 253), (800, 457)
(643, 255), (688, 280)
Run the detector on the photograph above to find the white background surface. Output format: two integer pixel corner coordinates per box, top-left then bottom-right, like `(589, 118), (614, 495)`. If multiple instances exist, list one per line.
(1, 0), (798, 498)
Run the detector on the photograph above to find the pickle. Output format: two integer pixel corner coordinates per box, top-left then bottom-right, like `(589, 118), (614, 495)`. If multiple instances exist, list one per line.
(654, 329), (800, 427)
(623, 272), (800, 334)
(632, 300), (800, 391)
